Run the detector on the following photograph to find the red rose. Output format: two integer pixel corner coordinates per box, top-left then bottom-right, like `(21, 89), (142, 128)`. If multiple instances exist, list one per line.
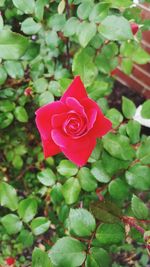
(130, 22), (139, 35)
(5, 257), (15, 266)
(35, 76), (112, 166)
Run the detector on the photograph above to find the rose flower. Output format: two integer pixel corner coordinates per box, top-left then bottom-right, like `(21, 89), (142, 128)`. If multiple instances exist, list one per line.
(35, 76), (112, 166)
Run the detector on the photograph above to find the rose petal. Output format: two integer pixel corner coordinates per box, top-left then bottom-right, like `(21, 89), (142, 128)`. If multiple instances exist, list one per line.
(52, 128), (90, 151)
(90, 113), (112, 137)
(80, 97), (112, 137)
(66, 97), (86, 117)
(86, 108), (97, 131)
(61, 138), (96, 166)
(61, 76), (87, 103)
(35, 101), (67, 139)
(42, 138), (61, 158)
(51, 113), (67, 128)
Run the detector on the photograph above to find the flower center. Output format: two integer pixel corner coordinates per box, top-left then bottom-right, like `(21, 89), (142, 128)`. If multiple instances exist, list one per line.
(63, 111), (87, 138)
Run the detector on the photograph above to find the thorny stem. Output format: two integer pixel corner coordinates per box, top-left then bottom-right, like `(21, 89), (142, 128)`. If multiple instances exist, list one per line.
(122, 216), (145, 235)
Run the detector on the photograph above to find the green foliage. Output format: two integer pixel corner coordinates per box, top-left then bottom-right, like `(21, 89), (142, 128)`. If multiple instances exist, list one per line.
(1, 214), (22, 235)
(141, 100), (150, 119)
(68, 208), (96, 237)
(122, 96), (136, 119)
(0, 30), (29, 60)
(32, 248), (53, 267)
(31, 217), (50, 236)
(0, 0), (150, 266)
(99, 15), (133, 41)
(96, 223), (125, 245)
(49, 237), (86, 267)
(131, 195), (149, 220)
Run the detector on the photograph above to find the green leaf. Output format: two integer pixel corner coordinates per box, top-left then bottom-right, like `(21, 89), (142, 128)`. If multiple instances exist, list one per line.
(48, 14), (66, 31)
(14, 106), (28, 122)
(137, 137), (150, 164)
(91, 160), (111, 183)
(141, 100), (150, 119)
(121, 58), (133, 75)
(34, 77), (48, 93)
(120, 41), (135, 57)
(32, 248), (53, 267)
(50, 183), (64, 204)
(17, 229), (34, 248)
(4, 61), (24, 79)
(90, 201), (121, 224)
(58, 205), (70, 223)
(12, 154), (23, 169)
(58, 0), (66, 14)
(77, 22), (96, 48)
(126, 120), (141, 144)
(131, 194), (149, 220)
(35, 0), (47, 21)
(0, 30), (29, 60)
(106, 108), (123, 128)
(57, 160), (78, 177)
(122, 97), (136, 119)
(68, 208), (96, 237)
(108, 178), (129, 200)
(37, 168), (56, 186)
(99, 15), (133, 41)
(0, 112), (14, 128)
(0, 182), (18, 211)
(85, 255), (98, 267)
(18, 198), (38, 223)
(125, 164), (150, 190)
(0, 65), (7, 85)
(63, 17), (80, 37)
(21, 18), (41, 35)
(21, 42), (40, 60)
(39, 91), (54, 106)
(0, 100), (15, 112)
(89, 139), (103, 163)
(0, 14), (3, 30)
(49, 237), (86, 267)
(31, 217), (50, 235)
(102, 151), (130, 175)
(77, 1), (94, 19)
(89, 3), (110, 23)
(12, 0), (35, 14)
(89, 247), (111, 267)
(1, 214), (22, 235)
(72, 48), (98, 87)
(132, 47), (150, 64)
(78, 167), (97, 192)
(95, 53), (118, 74)
(88, 80), (110, 100)
(102, 133), (135, 161)
(96, 223), (125, 245)
(108, 0), (132, 8)
(62, 177), (81, 205)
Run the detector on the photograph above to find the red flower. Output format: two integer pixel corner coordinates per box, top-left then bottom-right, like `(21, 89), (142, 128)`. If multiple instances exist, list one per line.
(130, 22), (139, 35)
(35, 76), (112, 166)
(5, 257), (15, 266)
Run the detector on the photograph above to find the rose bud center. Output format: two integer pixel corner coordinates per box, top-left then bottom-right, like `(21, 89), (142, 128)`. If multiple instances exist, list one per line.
(63, 111), (87, 138)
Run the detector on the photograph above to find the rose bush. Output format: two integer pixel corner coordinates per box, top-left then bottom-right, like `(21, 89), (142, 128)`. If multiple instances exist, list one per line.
(0, 1), (150, 267)
(36, 76), (112, 166)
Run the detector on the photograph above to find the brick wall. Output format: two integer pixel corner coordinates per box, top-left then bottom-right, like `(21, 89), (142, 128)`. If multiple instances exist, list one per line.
(114, 3), (150, 99)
